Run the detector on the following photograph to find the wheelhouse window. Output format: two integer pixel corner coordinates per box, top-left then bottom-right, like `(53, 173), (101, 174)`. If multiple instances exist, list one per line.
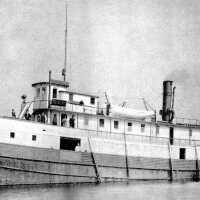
(10, 132), (15, 138)
(41, 87), (46, 98)
(128, 122), (132, 131)
(42, 87), (46, 92)
(99, 118), (104, 127)
(179, 148), (186, 159)
(90, 97), (95, 105)
(36, 88), (40, 97)
(60, 137), (81, 151)
(114, 120), (119, 129)
(53, 88), (57, 99)
(141, 124), (145, 133)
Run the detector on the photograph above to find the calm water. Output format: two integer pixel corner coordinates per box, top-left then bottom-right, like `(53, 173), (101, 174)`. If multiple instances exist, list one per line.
(0, 182), (200, 200)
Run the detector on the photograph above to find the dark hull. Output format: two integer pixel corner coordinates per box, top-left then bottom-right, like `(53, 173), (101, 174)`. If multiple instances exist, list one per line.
(0, 143), (198, 185)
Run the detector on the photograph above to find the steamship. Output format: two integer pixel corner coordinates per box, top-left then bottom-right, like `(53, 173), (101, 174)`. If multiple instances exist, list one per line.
(0, 73), (200, 185)
(1, 5), (200, 186)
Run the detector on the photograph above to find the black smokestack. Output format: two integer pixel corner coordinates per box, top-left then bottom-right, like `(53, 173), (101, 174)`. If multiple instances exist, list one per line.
(160, 80), (175, 122)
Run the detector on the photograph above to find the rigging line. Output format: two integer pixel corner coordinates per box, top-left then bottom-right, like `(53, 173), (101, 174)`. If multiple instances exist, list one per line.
(63, 3), (68, 82)
(69, 40), (72, 89)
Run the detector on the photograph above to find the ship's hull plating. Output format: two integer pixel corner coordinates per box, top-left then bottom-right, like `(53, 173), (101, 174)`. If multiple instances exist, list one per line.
(0, 142), (198, 185)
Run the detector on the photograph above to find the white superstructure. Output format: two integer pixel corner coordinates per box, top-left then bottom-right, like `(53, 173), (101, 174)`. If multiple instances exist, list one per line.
(1, 75), (200, 162)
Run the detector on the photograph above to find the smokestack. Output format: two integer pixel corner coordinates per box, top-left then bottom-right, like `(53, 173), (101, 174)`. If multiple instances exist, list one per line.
(160, 80), (175, 122)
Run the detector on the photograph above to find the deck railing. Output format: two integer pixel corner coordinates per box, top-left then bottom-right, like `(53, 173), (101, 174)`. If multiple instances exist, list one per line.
(174, 117), (200, 126)
(84, 128), (200, 147)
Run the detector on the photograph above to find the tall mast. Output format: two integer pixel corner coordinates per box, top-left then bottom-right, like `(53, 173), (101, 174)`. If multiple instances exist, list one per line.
(62, 3), (67, 82)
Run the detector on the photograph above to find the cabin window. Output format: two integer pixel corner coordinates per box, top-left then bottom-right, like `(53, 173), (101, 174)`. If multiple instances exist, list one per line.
(99, 118), (104, 127)
(179, 148), (186, 159)
(90, 97), (95, 105)
(10, 132), (15, 138)
(79, 100), (84, 106)
(189, 129), (192, 145)
(69, 93), (73, 102)
(53, 88), (57, 99)
(60, 137), (80, 151)
(36, 88), (40, 97)
(84, 116), (89, 126)
(114, 120), (119, 129)
(141, 124), (145, 133)
(32, 135), (37, 141)
(189, 129), (192, 137)
(169, 127), (174, 145)
(156, 125), (160, 136)
(128, 122), (132, 131)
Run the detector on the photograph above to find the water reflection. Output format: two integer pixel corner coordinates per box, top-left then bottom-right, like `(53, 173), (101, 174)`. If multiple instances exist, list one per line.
(0, 182), (199, 200)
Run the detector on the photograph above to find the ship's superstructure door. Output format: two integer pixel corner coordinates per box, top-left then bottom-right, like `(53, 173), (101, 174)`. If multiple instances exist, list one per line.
(60, 137), (80, 151)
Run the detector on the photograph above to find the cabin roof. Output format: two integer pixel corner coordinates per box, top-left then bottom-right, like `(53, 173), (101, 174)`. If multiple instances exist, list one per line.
(32, 79), (69, 88)
(59, 90), (99, 98)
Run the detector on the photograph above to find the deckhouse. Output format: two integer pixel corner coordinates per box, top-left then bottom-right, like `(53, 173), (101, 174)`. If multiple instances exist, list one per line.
(31, 75), (99, 126)
(1, 72), (200, 185)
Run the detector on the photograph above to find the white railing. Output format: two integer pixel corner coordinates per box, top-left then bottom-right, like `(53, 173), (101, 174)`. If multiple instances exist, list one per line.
(82, 127), (200, 147)
(174, 117), (200, 126)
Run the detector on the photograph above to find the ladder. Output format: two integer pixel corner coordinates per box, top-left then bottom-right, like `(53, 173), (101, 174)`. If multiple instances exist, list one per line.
(18, 101), (33, 119)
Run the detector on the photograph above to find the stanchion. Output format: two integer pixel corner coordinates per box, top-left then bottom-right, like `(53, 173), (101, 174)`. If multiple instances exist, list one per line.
(88, 137), (101, 183)
(168, 143), (173, 181)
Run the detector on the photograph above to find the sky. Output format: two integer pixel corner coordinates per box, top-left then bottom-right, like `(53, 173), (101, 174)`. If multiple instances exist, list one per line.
(0, 0), (200, 120)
